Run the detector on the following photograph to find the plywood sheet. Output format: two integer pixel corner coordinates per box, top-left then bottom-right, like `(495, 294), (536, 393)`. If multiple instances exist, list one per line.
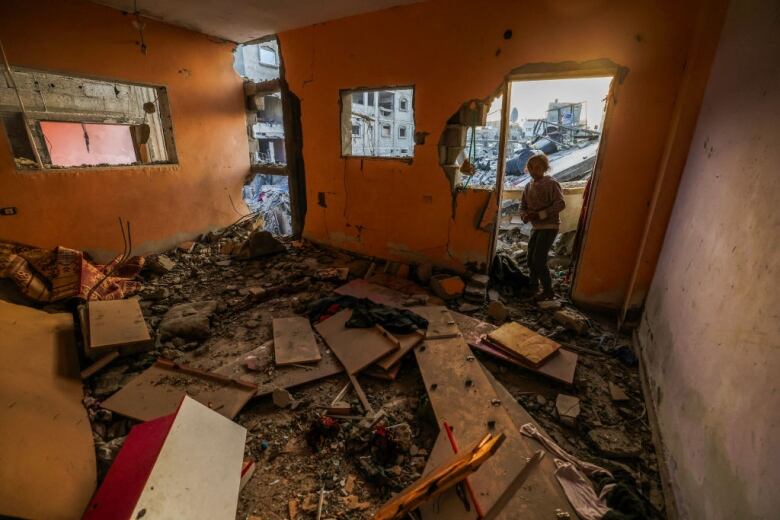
(410, 306), (460, 339)
(132, 397), (246, 519)
(214, 339), (344, 396)
(273, 317), (321, 365)
(451, 311), (577, 384)
(374, 331), (423, 370)
(87, 298), (152, 354)
(415, 336), (573, 519)
(487, 322), (561, 366)
(314, 309), (398, 374)
(0, 301), (96, 520)
(101, 360), (256, 421)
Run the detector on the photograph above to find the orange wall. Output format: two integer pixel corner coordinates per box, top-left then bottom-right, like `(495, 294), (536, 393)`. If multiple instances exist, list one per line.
(0, 0), (249, 260)
(279, 0), (725, 308)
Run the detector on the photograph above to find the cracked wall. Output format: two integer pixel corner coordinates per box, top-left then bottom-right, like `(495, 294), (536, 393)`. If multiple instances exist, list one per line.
(0, 0), (250, 260)
(279, 0), (726, 308)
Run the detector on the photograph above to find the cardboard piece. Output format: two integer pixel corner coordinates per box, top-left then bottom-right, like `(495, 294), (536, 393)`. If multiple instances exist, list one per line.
(86, 298), (152, 358)
(101, 359), (256, 422)
(410, 306), (460, 339)
(314, 309), (398, 374)
(486, 322), (561, 367)
(273, 317), (321, 366)
(214, 339), (344, 396)
(452, 311), (577, 385)
(415, 336), (575, 519)
(0, 301), (96, 520)
(84, 396), (246, 520)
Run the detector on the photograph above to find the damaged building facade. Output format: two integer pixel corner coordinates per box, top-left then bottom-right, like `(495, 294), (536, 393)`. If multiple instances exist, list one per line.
(0, 0), (777, 519)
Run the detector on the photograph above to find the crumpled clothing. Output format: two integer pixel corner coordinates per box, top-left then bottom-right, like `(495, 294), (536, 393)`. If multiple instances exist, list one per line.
(490, 252), (530, 292)
(0, 242), (143, 302)
(308, 295), (428, 334)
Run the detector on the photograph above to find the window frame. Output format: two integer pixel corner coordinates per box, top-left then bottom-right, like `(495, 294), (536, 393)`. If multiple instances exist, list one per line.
(398, 125), (407, 139)
(1, 66), (179, 171)
(339, 85), (415, 161)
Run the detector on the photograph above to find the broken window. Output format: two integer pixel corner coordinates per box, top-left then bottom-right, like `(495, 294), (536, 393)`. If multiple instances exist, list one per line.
(247, 89), (286, 166)
(258, 46), (277, 66)
(1, 67), (176, 170)
(340, 86), (414, 158)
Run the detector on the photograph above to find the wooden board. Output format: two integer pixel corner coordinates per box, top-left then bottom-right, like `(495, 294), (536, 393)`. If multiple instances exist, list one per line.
(374, 331), (424, 370)
(414, 336), (574, 520)
(452, 311), (577, 385)
(85, 396), (246, 520)
(314, 309), (398, 374)
(410, 306), (460, 339)
(214, 339), (344, 396)
(101, 359), (256, 422)
(0, 301), (96, 520)
(273, 317), (321, 366)
(486, 322), (561, 366)
(87, 298), (152, 355)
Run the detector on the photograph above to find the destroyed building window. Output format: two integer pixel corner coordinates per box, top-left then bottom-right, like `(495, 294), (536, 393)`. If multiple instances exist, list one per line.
(247, 89), (286, 166)
(1, 67), (176, 170)
(340, 86), (414, 158)
(234, 38), (280, 82)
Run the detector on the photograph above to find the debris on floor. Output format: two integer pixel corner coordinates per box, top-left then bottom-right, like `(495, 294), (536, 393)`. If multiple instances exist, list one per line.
(0, 216), (666, 519)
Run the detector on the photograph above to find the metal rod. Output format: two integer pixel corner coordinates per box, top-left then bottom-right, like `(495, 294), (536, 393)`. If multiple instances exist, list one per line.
(0, 39), (44, 169)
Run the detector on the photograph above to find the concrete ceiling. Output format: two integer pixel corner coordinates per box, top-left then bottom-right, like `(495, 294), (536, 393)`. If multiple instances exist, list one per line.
(90, 0), (422, 43)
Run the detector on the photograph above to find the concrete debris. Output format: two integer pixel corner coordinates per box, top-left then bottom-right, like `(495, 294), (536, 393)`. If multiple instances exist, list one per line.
(486, 300), (509, 324)
(429, 274), (465, 300)
(588, 428), (642, 458)
(158, 300), (218, 341)
(555, 394), (581, 427)
(554, 307), (589, 334)
(538, 299), (562, 310)
(609, 382), (630, 402)
(272, 388), (294, 408)
(147, 254), (176, 274)
(236, 229), (286, 260)
(415, 263), (433, 285)
(463, 282), (487, 303)
(470, 273), (490, 287)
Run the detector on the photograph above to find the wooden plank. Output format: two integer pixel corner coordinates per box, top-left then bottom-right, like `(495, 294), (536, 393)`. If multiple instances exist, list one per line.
(375, 433), (505, 520)
(87, 298), (152, 356)
(415, 336), (574, 520)
(101, 360), (256, 422)
(80, 350), (120, 379)
(213, 339), (344, 396)
(363, 361), (402, 381)
(0, 301), (96, 520)
(486, 322), (561, 366)
(452, 311), (577, 385)
(347, 373), (374, 415)
(314, 309), (398, 374)
(273, 317), (321, 366)
(374, 331), (423, 370)
(410, 306), (460, 339)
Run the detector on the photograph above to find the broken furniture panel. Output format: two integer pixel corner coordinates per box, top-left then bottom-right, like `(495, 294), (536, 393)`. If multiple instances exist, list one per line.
(273, 316), (321, 365)
(486, 321), (561, 367)
(84, 396), (246, 520)
(314, 309), (398, 374)
(214, 339), (344, 396)
(414, 335), (575, 519)
(84, 298), (152, 358)
(373, 330), (424, 371)
(452, 311), (577, 385)
(0, 301), (96, 520)
(410, 306), (460, 339)
(101, 359), (256, 421)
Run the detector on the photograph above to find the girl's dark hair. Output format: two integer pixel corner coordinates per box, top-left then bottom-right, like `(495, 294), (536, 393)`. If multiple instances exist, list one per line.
(527, 154), (550, 172)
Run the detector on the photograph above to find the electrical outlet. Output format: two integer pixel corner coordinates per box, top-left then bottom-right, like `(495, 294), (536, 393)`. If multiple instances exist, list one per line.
(0, 207), (17, 216)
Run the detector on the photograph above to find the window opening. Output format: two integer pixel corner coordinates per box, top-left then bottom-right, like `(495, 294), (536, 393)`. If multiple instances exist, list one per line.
(340, 86), (414, 158)
(1, 67), (176, 169)
(233, 38), (280, 82)
(242, 174), (291, 236)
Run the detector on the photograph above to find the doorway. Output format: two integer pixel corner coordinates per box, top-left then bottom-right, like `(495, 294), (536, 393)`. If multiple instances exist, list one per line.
(486, 74), (614, 294)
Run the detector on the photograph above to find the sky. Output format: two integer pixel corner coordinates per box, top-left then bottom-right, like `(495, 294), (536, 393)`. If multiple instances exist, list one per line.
(486, 76), (613, 130)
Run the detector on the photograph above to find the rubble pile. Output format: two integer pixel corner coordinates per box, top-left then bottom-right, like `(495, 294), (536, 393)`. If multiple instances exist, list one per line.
(3, 215), (665, 518)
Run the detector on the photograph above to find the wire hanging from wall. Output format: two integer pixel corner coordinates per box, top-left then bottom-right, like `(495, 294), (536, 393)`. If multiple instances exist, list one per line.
(132, 0), (147, 55)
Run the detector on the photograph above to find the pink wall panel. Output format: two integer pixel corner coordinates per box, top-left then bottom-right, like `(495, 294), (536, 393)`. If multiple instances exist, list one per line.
(41, 121), (137, 167)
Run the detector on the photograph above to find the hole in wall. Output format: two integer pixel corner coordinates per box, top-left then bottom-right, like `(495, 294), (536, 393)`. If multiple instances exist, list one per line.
(243, 173), (292, 236)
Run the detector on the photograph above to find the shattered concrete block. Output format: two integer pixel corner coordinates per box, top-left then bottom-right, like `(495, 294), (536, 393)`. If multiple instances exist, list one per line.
(470, 273), (490, 288)
(272, 388), (294, 408)
(538, 299), (562, 311)
(147, 254), (176, 274)
(486, 301), (508, 324)
(177, 241), (196, 253)
(236, 230), (285, 260)
(429, 274), (465, 300)
(464, 283), (486, 303)
(554, 308), (589, 334)
(555, 394), (581, 427)
(609, 382), (629, 402)
(588, 428), (641, 458)
(158, 300), (218, 341)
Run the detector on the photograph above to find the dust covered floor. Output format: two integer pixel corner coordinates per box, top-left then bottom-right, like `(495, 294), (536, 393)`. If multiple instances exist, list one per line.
(83, 220), (666, 519)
